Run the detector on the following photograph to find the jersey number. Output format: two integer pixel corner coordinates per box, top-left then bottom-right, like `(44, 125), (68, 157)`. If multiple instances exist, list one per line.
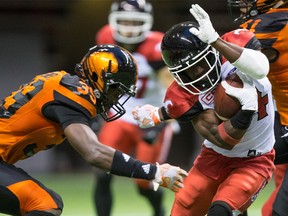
(257, 89), (268, 120)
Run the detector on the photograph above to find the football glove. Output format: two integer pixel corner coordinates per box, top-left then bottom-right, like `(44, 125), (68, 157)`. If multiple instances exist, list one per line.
(132, 104), (161, 128)
(189, 4), (219, 44)
(153, 163), (188, 192)
(222, 71), (258, 111)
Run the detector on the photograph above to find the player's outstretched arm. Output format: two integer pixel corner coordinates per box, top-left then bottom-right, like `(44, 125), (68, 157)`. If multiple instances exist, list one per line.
(64, 123), (188, 192)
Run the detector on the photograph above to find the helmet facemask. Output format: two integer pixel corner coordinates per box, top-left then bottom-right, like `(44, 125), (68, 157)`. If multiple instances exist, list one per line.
(227, 0), (288, 23)
(75, 44), (137, 122)
(109, 11), (153, 44)
(109, 0), (153, 44)
(96, 65), (137, 121)
(227, 0), (258, 23)
(169, 46), (221, 95)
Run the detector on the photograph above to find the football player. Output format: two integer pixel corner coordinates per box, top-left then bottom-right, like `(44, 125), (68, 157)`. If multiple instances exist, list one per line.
(0, 44), (188, 216)
(227, 0), (288, 215)
(93, 1), (179, 216)
(132, 4), (274, 216)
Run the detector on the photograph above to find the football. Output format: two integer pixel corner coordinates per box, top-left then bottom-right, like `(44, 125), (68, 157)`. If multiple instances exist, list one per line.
(214, 73), (243, 121)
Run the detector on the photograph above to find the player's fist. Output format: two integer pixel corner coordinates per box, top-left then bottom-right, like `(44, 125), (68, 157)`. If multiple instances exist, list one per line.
(153, 163), (188, 192)
(132, 104), (161, 128)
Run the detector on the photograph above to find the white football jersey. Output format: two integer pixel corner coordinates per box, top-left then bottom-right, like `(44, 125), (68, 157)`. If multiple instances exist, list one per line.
(203, 62), (275, 157)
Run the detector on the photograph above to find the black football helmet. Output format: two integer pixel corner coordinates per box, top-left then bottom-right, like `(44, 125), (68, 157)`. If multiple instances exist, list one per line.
(75, 44), (138, 121)
(227, 0), (288, 23)
(108, 0), (153, 44)
(161, 21), (221, 95)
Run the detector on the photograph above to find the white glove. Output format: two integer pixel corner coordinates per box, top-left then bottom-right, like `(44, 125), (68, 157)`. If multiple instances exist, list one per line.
(222, 71), (258, 111)
(132, 104), (161, 128)
(153, 162), (188, 192)
(189, 4), (219, 44)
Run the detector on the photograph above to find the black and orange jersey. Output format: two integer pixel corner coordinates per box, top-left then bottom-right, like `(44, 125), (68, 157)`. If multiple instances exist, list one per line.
(0, 71), (97, 164)
(241, 8), (288, 125)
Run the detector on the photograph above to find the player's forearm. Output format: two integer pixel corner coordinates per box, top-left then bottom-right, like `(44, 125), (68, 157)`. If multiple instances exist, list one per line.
(216, 110), (254, 149)
(232, 48), (269, 79)
(212, 38), (269, 79)
(211, 37), (243, 63)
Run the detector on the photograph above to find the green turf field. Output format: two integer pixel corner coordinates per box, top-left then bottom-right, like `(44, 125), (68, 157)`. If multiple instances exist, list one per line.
(0, 172), (273, 216)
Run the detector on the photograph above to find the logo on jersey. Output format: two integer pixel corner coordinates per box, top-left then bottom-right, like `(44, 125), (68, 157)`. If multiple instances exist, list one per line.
(163, 99), (173, 114)
(200, 89), (214, 106)
(247, 149), (262, 157)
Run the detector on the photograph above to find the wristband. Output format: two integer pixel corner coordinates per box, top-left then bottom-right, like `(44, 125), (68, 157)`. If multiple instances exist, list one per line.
(230, 110), (254, 129)
(160, 106), (171, 121)
(110, 150), (157, 180)
(217, 122), (241, 146)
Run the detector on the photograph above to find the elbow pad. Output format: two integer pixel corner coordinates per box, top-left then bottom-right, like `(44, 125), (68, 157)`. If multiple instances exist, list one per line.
(232, 48), (269, 80)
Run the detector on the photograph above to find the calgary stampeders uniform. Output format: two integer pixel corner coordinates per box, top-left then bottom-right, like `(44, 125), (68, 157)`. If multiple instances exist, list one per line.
(95, 25), (171, 180)
(0, 71), (97, 214)
(164, 29), (275, 214)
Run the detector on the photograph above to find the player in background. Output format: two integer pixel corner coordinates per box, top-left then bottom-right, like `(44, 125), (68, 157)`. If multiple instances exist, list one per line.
(93, 1), (179, 216)
(0, 44), (188, 216)
(132, 4), (275, 216)
(226, 0), (288, 215)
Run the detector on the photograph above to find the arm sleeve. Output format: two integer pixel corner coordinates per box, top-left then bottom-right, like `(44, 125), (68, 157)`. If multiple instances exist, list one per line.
(232, 48), (269, 79)
(43, 104), (90, 129)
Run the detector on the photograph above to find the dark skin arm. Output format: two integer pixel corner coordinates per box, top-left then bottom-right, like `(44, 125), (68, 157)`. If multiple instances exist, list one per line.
(160, 108), (246, 150)
(64, 123), (115, 171)
(191, 109), (247, 150)
(211, 37), (244, 63)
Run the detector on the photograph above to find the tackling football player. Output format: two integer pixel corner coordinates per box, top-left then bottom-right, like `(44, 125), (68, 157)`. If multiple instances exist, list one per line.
(0, 44), (187, 216)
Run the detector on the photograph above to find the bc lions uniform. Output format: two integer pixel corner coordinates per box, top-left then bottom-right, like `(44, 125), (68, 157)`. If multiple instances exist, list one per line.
(240, 6), (288, 216)
(0, 71), (96, 215)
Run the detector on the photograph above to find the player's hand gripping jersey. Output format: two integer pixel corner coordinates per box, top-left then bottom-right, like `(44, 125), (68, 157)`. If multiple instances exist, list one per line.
(0, 71), (97, 164)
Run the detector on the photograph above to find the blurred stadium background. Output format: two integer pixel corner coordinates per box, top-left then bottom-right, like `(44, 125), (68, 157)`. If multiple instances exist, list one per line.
(0, 0), (274, 215)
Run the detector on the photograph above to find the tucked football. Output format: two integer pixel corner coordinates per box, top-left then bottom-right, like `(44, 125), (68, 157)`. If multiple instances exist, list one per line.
(214, 73), (243, 121)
